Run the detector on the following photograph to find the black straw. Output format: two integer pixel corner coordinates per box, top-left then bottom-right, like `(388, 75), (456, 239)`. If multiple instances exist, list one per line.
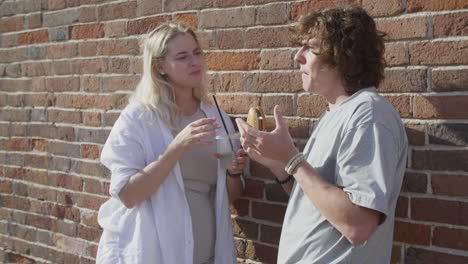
(212, 95), (235, 153)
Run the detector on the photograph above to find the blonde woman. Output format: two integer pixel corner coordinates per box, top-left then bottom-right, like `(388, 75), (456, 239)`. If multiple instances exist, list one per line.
(96, 23), (245, 264)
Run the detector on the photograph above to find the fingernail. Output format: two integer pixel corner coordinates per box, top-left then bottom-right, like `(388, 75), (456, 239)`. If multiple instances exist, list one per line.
(212, 117), (217, 121)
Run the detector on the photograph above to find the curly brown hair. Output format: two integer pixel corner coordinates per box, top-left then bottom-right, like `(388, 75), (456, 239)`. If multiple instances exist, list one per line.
(294, 7), (386, 94)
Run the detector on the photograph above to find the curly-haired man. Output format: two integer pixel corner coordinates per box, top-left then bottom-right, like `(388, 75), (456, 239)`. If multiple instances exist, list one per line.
(237, 7), (408, 263)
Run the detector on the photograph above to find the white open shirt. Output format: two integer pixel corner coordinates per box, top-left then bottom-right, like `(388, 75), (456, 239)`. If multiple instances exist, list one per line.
(96, 101), (237, 264)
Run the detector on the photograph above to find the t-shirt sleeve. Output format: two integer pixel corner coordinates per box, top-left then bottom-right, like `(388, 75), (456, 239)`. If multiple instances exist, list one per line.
(336, 122), (400, 220)
(100, 110), (147, 200)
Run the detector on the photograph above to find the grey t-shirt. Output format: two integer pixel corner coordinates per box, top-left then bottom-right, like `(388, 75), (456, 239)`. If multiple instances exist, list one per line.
(278, 88), (408, 264)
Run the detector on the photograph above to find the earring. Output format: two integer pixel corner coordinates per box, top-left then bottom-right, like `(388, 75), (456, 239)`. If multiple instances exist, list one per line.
(160, 71), (166, 75)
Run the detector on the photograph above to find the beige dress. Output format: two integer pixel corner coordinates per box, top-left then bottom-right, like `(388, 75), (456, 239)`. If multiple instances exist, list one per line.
(174, 108), (217, 264)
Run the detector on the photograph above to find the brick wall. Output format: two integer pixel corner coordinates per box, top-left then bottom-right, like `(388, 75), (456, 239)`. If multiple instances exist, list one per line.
(0, 0), (467, 263)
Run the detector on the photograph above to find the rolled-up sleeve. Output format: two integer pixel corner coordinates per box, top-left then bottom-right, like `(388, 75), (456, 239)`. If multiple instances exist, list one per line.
(336, 123), (399, 219)
(101, 110), (147, 200)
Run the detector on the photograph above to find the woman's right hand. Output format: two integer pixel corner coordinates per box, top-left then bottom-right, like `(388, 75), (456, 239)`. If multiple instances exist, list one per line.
(172, 118), (220, 152)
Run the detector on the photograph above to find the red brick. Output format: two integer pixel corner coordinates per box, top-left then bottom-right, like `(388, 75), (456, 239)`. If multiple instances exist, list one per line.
(98, 39), (139, 56)
(48, 109), (82, 124)
(0, 33), (18, 48)
(137, 0), (162, 16)
(260, 224), (281, 244)
(77, 224), (101, 242)
(432, 174), (468, 197)
(109, 58), (131, 74)
(76, 193), (107, 211)
(6, 94), (23, 107)
(243, 179), (264, 199)
(256, 3), (289, 25)
(260, 49), (294, 70)
(402, 172), (428, 194)
(130, 57), (143, 74)
(405, 123), (425, 146)
(48, 0), (66, 10)
(24, 93), (54, 107)
(433, 226), (468, 251)
(413, 96), (468, 119)
(379, 69), (426, 93)
(410, 41), (468, 65)
(384, 96), (411, 118)
(0, 16), (24, 33)
(297, 94), (328, 117)
(1, 196), (30, 211)
(32, 139), (47, 152)
(26, 13), (42, 29)
(127, 16), (170, 35)
(245, 242), (278, 263)
(405, 247), (468, 264)
(173, 13), (198, 29)
(49, 174), (81, 193)
(45, 77), (80, 92)
(83, 178), (106, 195)
(51, 206), (80, 225)
(247, 72), (302, 93)
(46, 43), (78, 59)
(412, 198), (468, 226)
(104, 21), (127, 38)
(66, 0), (106, 7)
(231, 198), (249, 216)
(103, 112), (121, 126)
(98, 1), (137, 21)
(48, 141), (81, 158)
(206, 51), (260, 71)
(22, 61), (53, 76)
(0, 179), (12, 194)
(232, 218), (258, 239)
(1, 109), (30, 121)
(164, 0), (212, 12)
(82, 112), (101, 127)
(51, 60), (73, 75)
(72, 160), (109, 177)
(407, 0), (468, 12)
(362, 0), (403, 17)
(102, 76), (139, 92)
(384, 42), (407, 66)
(212, 29), (244, 50)
(81, 211), (99, 228)
(413, 149), (468, 171)
(79, 6), (97, 23)
(261, 95), (295, 116)
(27, 185), (57, 202)
(31, 77), (46, 92)
(71, 23), (103, 40)
(245, 27), (293, 48)
(78, 41), (98, 57)
(5, 138), (30, 151)
(433, 12), (468, 38)
(432, 69), (468, 92)
(0, 79), (31, 92)
(200, 8), (255, 29)
(80, 144), (100, 159)
(72, 58), (107, 74)
(80, 76), (100, 92)
(395, 196), (408, 218)
(214, 94), (260, 115)
(207, 72), (242, 93)
(376, 17), (427, 40)
(252, 201), (286, 224)
(291, 0), (359, 20)
(18, 29), (49, 45)
(394, 221), (431, 245)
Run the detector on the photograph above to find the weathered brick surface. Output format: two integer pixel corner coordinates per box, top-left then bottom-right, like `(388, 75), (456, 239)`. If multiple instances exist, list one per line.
(413, 96), (468, 119)
(1, 1), (468, 262)
(376, 17), (427, 40)
(407, 0), (468, 13)
(432, 69), (468, 92)
(410, 41), (468, 65)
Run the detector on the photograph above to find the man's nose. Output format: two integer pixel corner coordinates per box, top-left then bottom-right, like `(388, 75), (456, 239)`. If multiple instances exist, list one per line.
(294, 47), (306, 65)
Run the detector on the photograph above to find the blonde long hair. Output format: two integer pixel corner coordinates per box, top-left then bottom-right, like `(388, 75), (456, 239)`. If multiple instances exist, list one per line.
(130, 22), (208, 131)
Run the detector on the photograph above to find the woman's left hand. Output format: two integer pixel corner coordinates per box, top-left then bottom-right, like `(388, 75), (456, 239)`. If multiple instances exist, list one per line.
(227, 149), (247, 175)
